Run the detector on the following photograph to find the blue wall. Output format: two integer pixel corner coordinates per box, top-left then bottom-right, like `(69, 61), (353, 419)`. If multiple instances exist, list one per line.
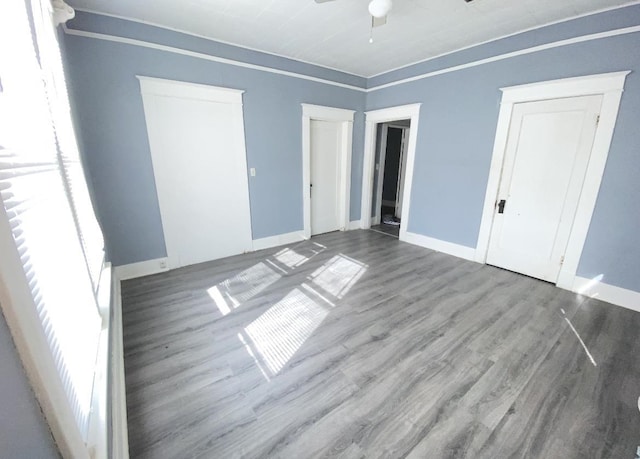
(367, 5), (640, 292)
(0, 307), (59, 458)
(64, 6), (640, 293)
(63, 13), (366, 266)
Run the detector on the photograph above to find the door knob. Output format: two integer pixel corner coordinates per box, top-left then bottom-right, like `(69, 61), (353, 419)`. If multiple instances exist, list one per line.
(497, 199), (506, 214)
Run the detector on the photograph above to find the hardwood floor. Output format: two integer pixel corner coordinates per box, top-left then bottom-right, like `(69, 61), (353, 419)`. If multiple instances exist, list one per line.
(369, 223), (400, 238)
(122, 230), (640, 458)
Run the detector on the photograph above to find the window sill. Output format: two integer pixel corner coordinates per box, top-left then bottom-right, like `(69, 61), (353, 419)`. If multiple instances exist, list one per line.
(86, 263), (129, 459)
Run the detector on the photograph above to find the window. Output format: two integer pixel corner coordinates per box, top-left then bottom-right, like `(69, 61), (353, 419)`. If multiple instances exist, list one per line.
(0, 0), (105, 450)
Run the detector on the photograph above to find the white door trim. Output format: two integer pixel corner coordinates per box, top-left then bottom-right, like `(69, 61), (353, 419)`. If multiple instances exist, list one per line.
(395, 126), (410, 219)
(138, 76), (253, 268)
(475, 71), (630, 289)
(373, 124), (409, 224)
(137, 75), (244, 102)
(361, 104), (421, 244)
(372, 124), (389, 225)
(301, 104), (355, 239)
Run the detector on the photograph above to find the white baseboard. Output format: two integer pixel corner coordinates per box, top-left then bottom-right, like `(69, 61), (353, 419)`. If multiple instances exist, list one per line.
(555, 268), (576, 291)
(347, 220), (361, 230)
(110, 271), (129, 459)
(401, 231), (477, 262)
(114, 257), (169, 280)
(571, 276), (640, 313)
(252, 231), (305, 251)
(114, 233), (311, 278)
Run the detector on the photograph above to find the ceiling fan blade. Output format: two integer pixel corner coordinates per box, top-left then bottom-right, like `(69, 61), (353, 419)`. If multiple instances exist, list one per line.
(372, 15), (387, 27)
(314, 0), (337, 3)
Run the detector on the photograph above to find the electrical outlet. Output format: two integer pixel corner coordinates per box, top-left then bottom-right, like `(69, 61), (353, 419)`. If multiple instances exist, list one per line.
(250, 168), (256, 177)
(159, 260), (167, 269)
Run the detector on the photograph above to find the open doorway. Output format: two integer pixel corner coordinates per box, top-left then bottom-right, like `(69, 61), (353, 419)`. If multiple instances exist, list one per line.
(360, 103), (421, 242)
(370, 119), (410, 238)
(301, 104), (354, 240)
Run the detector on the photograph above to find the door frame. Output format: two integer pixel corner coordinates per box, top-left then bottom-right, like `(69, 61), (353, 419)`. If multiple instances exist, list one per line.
(475, 71), (629, 289)
(361, 104), (421, 242)
(373, 124), (409, 225)
(138, 76), (253, 268)
(372, 124), (389, 225)
(395, 126), (410, 219)
(301, 104), (355, 239)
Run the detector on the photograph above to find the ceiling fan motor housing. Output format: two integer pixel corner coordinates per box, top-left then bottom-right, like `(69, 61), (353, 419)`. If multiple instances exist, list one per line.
(368, 0), (392, 18)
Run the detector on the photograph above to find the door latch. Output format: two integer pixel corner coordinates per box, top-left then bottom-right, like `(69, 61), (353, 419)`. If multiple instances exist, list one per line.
(497, 199), (506, 214)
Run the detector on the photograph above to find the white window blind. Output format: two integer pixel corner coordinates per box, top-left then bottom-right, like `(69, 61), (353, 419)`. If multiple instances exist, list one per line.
(30, 0), (105, 291)
(0, 0), (105, 441)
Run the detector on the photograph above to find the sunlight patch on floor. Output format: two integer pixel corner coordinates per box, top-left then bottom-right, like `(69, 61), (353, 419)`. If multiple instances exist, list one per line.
(309, 254), (367, 299)
(560, 308), (597, 367)
(273, 248), (308, 269)
(238, 332), (272, 382)
(301, 282), (336, 308)
(207, 262), (281, 315)
(272, 242), (326, 271)
(244, 288), (328, 375)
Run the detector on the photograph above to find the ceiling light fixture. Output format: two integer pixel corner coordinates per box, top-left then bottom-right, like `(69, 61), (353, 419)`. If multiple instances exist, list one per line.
(367, 0), (391, 44)
(368, 0), (392, 18)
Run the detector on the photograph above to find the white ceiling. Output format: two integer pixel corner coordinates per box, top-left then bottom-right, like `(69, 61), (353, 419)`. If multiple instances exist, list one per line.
(68, 0), (636, 77)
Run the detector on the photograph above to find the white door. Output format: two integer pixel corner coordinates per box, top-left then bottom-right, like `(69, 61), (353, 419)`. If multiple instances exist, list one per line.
(486, 95), (602, 282)
(395, 127), (409, 219)
(310, 119), (342, 235)
(140, 78), (253, 269)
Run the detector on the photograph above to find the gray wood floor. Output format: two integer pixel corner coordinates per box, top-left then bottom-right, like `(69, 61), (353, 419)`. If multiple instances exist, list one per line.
(370, 223), (400, 238)
(122, 230), (640, 458)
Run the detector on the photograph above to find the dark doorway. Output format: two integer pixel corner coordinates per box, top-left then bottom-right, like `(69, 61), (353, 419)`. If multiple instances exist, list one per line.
(370, 120), (410, 238)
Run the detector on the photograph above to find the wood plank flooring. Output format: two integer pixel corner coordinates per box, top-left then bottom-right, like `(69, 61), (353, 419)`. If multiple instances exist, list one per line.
(122, 230), (640, 458)
(369, 223), (399, 238)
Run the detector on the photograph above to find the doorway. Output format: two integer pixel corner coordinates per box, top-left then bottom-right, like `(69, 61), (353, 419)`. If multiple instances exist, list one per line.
(486, 95), (602, 282)
(360, 104), (421, 242)
(302, 104), (354, 239)
(475, 72), (629, 290)
(370, 120), (410, 238)
(139, 77), (253, 269)
(310, 119), (342, 235)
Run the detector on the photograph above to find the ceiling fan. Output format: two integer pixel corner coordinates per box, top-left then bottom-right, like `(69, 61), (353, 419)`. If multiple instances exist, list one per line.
(315, 0), (393, 29)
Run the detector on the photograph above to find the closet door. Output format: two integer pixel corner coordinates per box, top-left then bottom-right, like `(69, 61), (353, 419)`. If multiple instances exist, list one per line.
(310, 119), (342, 235)
(486, 95), (602, 282)
(140, 77), (253, 268)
